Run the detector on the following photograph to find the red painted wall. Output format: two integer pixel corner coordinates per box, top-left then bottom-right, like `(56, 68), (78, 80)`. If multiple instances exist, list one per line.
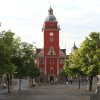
(46, 58), (57, 76)
(44, 22), (59, 56)
(43, 21), (59, 77)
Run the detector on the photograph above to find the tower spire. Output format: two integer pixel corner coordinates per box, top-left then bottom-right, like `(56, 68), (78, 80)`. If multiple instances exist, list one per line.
(74, 41), (76, 47)
(71, 41), (77, 52)
(49, 0), (51, 7)
(48, 5), (53, 15)
(45, 2), (57, 22)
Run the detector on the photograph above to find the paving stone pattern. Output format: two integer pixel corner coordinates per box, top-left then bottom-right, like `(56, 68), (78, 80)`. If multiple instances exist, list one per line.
(0, 79), (97, 100)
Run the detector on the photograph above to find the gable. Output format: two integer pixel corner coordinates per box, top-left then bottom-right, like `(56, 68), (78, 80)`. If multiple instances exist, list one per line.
(47, 46), (56, 55)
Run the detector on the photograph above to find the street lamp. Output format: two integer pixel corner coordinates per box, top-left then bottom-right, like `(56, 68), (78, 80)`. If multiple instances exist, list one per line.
(0, 22), (1, 26)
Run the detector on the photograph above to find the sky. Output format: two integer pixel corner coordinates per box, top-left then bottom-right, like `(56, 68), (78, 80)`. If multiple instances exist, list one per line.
(0, 0), (100, 54)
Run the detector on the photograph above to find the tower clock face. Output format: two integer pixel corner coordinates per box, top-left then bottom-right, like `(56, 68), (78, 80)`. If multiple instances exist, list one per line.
(50, 32), (54, 36)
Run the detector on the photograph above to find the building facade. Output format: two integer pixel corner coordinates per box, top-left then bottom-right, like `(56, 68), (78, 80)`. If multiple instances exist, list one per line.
(36, 7), (67, 82)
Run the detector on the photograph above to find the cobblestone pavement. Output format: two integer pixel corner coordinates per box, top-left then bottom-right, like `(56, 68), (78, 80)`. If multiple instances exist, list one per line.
(0, 79), (97, 100)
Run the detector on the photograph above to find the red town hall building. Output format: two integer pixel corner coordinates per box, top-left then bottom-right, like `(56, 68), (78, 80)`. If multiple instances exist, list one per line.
(36, 7), (67, 82)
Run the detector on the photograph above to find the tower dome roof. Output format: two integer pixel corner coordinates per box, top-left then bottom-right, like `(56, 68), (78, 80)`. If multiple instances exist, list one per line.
(45, 15), (56, 22)
(45, 7), (57, 22)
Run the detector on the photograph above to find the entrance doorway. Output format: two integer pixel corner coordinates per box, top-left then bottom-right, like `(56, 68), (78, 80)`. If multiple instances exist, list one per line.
(50, 76), (54, 82)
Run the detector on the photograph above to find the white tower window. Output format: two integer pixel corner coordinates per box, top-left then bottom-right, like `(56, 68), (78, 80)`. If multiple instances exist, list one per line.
(50, 37), (53, 42)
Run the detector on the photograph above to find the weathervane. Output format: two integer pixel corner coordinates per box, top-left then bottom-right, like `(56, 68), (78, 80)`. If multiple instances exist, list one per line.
(49, 0), (51, 7)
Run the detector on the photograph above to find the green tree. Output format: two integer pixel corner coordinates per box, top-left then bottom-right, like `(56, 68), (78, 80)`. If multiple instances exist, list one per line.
(12, 42), (39, 90)
(79, 32), (100, 91)
(0, 31), (16, 93)
(64, 32), (100, 91)
(64, 50), (84, 89)
(0, 30), (40, 92)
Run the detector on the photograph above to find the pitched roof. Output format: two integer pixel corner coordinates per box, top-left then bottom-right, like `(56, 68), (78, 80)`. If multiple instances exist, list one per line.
(59, 49), (66, 57)
(36, 48), (44, 57)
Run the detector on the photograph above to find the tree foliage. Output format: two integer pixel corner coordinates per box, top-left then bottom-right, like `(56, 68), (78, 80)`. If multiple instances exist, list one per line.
(0, 30), (40, 91)
(28, 59), (40, 78)
(0, 31), (16, 74)
(79, 32), (100, 77)
(64, 32), (100, 91)
(13, 42), (39, 78)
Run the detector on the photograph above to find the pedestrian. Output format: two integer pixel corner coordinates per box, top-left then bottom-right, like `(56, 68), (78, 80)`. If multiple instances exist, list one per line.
(66, 77), (69, 85)
(68, 77), (73, 84)
(3, 83), (7, 89)
(33, 79), (36, 87)
(51, 80), (53, 84)
(54, 78), (58, 85)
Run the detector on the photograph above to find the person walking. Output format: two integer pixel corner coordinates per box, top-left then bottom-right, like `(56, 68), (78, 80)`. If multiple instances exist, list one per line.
(54, 78), (58, 85)
(33, 79), (36, 87)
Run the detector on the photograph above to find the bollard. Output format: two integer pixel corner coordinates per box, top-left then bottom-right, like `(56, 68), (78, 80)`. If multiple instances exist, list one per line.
(96, 85), (100, 94)
(86, 85), (89, 91)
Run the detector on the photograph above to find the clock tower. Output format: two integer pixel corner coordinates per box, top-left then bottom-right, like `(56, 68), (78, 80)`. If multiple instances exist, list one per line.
(36, 7), (66, 82)
(43, 7), (60, 56)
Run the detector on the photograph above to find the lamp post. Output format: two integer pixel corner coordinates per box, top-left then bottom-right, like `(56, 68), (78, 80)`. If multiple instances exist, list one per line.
(0, 22), (1, 26)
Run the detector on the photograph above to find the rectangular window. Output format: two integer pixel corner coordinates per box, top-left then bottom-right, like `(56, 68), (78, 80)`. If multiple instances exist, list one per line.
(60, 58), (65, 64)
(50, 68), (53, 74)
(50, 24), (54, 27)
(40, 68), (44, 74)
(50, 37), (53, 42)
(50, 59), (54, 65)
(40, 59), (44, 64)
(60, 68), (63, 73)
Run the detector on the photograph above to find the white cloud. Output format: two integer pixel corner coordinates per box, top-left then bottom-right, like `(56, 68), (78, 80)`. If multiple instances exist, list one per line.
(0, 0), (100, 54)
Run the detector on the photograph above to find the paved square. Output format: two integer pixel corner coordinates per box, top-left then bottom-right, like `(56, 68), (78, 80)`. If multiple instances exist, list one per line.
(0, 82), (92, 100)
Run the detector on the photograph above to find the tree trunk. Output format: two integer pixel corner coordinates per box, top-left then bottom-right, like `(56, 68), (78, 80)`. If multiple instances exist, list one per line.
(10, 74), (12, 85)
(89, 77), (93, 91)
(78, 76), (81, 89)
(19, 76), (21, 91)
(7, 74), (11, 93)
